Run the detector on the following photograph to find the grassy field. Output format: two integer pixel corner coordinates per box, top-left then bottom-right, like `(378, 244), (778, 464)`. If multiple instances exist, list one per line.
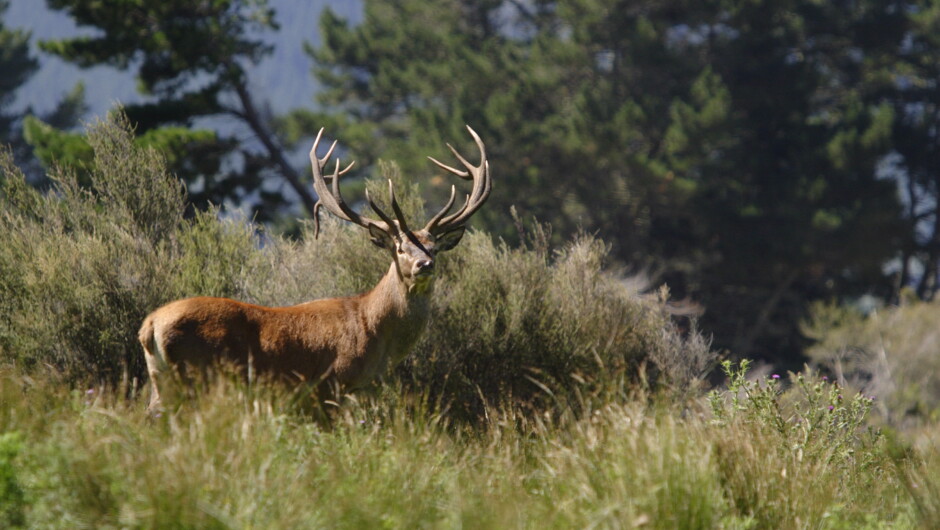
(2, 114), (940, 528)
(1, 364), (938, 528)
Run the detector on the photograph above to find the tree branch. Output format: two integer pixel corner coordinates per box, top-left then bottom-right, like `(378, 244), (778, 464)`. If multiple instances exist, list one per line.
(231, 80), (317, 216)
(733, 269), (799, 358)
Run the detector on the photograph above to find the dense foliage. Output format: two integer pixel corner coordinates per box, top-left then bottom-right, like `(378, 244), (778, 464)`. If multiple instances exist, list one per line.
(0, 114), (711, 416)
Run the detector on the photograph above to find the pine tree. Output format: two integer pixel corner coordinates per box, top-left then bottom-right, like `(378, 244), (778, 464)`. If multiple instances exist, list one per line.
(686, 0), (905, 362)
(302, 0), (909, 366)
(37, 0), (310, 217)
(293, 0), (706, 252)
(0, 0), (85, 184)
(890, 1), (940, 299)
(0, 0), (36, 145)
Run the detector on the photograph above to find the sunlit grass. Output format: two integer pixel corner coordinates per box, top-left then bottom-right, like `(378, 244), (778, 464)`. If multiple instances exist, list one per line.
(0, 367), (934, 528)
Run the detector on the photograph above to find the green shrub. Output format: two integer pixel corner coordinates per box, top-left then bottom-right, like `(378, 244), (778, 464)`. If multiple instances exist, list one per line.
(805, 299), (940, 428)
(0, 115), (184, 383)
(710, 360), (878, 465)
(0, 114), (255, 385)
(708, 361), (900, 527)
(1, 112), (714, 419)
(399, 225), (714, 418)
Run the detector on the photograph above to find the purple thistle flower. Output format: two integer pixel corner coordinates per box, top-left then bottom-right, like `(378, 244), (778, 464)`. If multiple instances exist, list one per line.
(822, 376), (828, 382)
(771, 374), (780, 380)
(828, 405), (835, 411)
(86, 388), (95, 395)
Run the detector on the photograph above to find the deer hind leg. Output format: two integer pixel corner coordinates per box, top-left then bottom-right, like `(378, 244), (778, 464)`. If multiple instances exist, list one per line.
(140, 318), (174, 414)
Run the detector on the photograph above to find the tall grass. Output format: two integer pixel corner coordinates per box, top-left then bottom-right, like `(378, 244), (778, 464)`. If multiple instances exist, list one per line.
(0, 365), (931, 528)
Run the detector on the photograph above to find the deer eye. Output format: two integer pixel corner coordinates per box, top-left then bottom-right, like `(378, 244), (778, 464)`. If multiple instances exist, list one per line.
(397, 247), (405, 254)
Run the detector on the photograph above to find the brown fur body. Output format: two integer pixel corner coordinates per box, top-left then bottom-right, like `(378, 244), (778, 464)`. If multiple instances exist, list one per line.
(140, 259), (434, 410)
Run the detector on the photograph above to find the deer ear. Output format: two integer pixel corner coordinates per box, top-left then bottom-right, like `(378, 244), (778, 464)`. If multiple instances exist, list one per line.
(435, 226), (465, 252)
(369, 224), (394, 250)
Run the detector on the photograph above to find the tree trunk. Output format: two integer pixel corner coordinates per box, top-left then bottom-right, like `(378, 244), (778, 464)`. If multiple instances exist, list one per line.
(231, 81), (318, 217)
(733, 269), (799, 358)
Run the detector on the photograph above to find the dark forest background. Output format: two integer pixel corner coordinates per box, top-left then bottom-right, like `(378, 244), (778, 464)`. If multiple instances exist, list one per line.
(3, 0), (940, 370)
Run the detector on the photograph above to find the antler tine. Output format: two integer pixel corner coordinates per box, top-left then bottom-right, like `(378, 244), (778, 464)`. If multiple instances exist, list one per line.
(339, 159), (356, 175)
(425, 125), (491, 233)
(323, 139), (338, 166)
(365, 187), (397, 232)
(470, 125), (486, 153)
(424, 184), (457, 233)
(310, 128), (389, 238)
(387, 179), (411, 234)
(427, 153), (469, 178)
(356, 177), (419, 238)
(325, 145), (357, 177)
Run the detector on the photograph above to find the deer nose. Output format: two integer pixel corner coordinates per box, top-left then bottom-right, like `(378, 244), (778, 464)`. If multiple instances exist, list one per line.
(416, 259), (434, 273)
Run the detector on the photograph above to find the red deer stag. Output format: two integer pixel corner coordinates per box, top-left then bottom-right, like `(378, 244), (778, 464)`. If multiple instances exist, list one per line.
(138, 126), (490, 410)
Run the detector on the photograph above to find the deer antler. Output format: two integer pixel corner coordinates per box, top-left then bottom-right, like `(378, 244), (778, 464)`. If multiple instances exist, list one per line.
(311, 127), (490, 239)
(310, 128), (410, 238)
(424, 125), (491, 235)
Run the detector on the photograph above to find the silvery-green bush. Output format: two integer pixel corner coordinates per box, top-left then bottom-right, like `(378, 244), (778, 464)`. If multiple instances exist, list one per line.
(0, 113), (715, 415)
(805, 298), (940, 428)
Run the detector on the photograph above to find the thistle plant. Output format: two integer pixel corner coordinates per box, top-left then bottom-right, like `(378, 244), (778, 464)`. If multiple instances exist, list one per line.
(710, 360), (878, 468)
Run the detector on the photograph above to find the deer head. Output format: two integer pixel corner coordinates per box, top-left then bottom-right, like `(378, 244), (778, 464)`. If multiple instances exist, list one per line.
(309, 126), (491, 292)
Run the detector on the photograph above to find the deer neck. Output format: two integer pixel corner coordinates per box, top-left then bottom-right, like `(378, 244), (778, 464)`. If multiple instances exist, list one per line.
(363, 261), (433, 336)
